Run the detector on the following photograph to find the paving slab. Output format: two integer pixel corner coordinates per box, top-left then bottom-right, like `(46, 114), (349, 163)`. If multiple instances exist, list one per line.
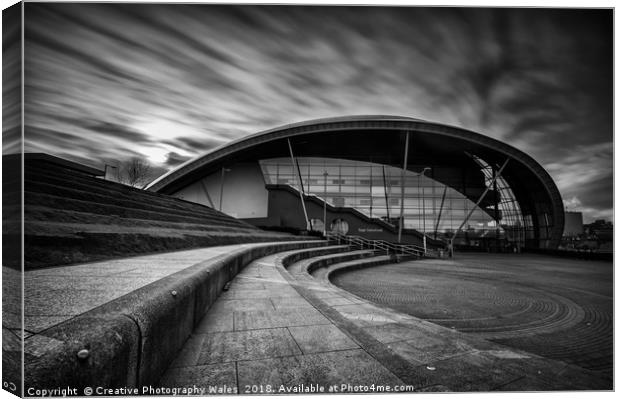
(227, 281), (266, 290)
(2, 328), (23, 352)
(237, 349), (403, 390)
(408, 351), (525, 391)
(210, 298), (275, 313)
(219, 288), (299, 300)
(269, 296), (315, 310)
(196, 328), (302, 364)
(287, 325), (359, 354)
(363, 322), (445, 344)
(160, 362), (237, 390)
(331, 303), (398, 327)
(195, 307), (234, 334)
(24, 315), (78, 333)
(320, 296), (356, 306)
(234, 308), (330, 331)
(386, 336), (478, 364)
(168, 334), (208, 368)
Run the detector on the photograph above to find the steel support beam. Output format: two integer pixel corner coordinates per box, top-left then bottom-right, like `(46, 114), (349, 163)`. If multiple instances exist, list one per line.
(452, 158), (510, 244)
(398, 131), (410, 243)
(287, 139), (310, 230)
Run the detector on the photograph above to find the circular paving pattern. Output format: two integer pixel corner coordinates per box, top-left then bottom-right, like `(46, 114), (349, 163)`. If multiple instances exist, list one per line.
(331, 256), (612, 374)
(332, 267), (583, 338)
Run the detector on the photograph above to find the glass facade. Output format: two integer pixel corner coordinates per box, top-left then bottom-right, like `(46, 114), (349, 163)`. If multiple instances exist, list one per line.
(469, 155), (534, 245)
(260, 157), (530, 247)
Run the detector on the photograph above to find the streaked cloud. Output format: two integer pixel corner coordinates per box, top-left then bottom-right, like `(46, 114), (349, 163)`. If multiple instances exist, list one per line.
(16, 4), (612, 222)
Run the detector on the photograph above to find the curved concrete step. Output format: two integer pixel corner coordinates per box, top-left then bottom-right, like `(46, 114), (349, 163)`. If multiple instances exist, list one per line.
(273, 254), (611, 391)
(284, 249), (377, 278)
(279, 245), (352, 271)
(157, 244), (610, 393)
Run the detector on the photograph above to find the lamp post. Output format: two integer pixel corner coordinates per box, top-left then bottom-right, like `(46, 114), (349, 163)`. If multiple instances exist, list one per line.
(418, 167), (431, 232)
(219, 167), (231, 212)
(323, 171), (328, 235)
(418, 167), (431, 253)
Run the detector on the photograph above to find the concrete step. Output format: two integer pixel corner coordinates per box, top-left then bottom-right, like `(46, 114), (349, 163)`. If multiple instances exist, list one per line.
(275, 254), (610, 390)
(19, 158), (298, 269)
(23, 208), (261, 233)
(23, 190), (253, 228)
(25, 182), (248, 227)
(25, 162), (253, 226)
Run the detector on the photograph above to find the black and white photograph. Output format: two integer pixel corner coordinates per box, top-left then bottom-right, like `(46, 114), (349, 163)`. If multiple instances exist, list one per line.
(1, 1), (614, 397)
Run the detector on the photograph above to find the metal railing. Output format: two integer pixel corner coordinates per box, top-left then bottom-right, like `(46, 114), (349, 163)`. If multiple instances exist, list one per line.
(325, 231), (437, 259)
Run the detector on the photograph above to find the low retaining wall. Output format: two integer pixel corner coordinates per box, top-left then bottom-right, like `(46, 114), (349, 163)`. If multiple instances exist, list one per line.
(24, 240), (325, 394)
(279, 245), (351, 270)
(524, 247), (612, 262)
(324, 256), (395, 284)
(304, 251), (376, 275)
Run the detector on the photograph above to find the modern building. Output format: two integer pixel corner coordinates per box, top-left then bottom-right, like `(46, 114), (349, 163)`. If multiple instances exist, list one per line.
(563, 211), (584, 237)
(147, 116), (564, 250)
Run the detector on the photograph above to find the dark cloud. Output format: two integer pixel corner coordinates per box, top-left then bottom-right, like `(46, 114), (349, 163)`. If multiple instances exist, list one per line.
(162, 137), (224, 154)
(25, 16), (140, 84)
(88, 122), (152, 143)
(21, 4), (612, 222)
(2, 3), (22, 155)
(165, 152), (191, 167)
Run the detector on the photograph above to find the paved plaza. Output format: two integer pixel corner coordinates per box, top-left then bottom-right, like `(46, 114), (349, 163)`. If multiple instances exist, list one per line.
(332, 253), (613, 378)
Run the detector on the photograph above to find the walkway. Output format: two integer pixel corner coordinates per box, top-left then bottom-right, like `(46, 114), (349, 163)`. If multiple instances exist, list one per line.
(15, 242), (308, 336)
(160, 248), (610, 392)
(160, 250), (402, 394)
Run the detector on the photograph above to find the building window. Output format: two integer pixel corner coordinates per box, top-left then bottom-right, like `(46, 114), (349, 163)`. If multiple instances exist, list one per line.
(332, 197), (345, 207)
(309, 219), (325, 232)
(330, 218), (349, 234)
(259, 157), (527, 245)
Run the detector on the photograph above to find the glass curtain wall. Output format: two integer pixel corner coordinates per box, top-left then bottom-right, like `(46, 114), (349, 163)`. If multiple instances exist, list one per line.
(469, 155), (533, 247)
(259, 157), (527, 247)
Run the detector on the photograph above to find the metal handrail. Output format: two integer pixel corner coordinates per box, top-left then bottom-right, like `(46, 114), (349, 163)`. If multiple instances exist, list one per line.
(325, 231), (436, 258)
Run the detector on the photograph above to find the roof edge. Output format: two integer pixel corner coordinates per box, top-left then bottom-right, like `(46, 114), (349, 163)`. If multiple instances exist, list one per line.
(147, 115), (440, 189)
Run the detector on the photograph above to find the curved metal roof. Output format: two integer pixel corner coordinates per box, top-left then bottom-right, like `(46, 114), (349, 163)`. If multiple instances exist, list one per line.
(148, 115), (549, 192)
(147, 115), (564, 247)
(147, 115), (430, 190)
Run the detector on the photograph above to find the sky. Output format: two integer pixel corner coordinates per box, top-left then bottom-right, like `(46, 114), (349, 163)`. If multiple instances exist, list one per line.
(6, 3), (613, 222)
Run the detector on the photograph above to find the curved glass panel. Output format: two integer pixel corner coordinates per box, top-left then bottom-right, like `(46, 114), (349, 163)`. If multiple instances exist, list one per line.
(259, 157), (529, 247)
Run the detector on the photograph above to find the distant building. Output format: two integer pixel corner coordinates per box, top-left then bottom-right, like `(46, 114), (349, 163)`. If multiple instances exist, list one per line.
(563, 211), (583, 237)
(584, 219), (613, 243)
